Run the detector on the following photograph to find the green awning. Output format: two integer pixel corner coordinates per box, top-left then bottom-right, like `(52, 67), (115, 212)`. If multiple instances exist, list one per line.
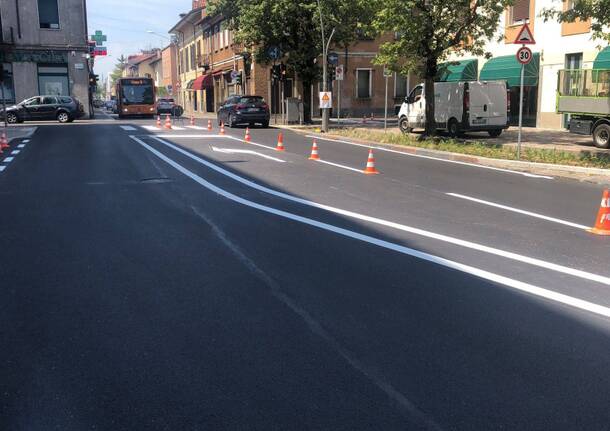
(593, 46), (610, 70)
(436, 59), (478, 82)
(479, 53), (540, 87)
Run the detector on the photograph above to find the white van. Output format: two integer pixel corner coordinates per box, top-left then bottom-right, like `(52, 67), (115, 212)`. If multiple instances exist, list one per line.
(397, 81), (509, 137)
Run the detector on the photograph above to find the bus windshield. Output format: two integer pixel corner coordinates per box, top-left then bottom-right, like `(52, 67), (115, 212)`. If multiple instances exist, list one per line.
(121, 81), (154, 105)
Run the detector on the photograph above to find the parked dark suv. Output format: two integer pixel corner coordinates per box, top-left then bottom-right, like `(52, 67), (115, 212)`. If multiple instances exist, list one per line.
(0, 95), (85, 124)
(217, 95), (270, 128)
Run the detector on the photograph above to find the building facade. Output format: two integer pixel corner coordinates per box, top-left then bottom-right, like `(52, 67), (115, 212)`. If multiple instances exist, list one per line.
(161, 44), (178, 97)
(0, 0), (91, 115)
(444, 0), (606, 130)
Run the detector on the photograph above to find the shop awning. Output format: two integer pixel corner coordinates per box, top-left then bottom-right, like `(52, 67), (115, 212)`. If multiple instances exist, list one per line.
(192, 74), (213, 90)
(436, 59), (478, 82)
(479, 53), (540, 87)
(593, 46), (610, 70)
(185, 79), (195, 90)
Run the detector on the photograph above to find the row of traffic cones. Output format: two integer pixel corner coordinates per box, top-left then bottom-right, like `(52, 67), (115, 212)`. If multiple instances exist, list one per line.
(306, 139), (378, 174)
(156, 115), (215, 131)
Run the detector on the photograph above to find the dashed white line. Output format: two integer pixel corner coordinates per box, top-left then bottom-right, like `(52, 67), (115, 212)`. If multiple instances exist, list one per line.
(17, 144), (25, 148)
(306, 134), (554, 180)
(447, 193), (590, 230)
(143, 125), (162, 131)
(22, 140), (30, 143)
(3, 157), (14, 162)
(11, 150), (20, 155)
(211, 146), (286, 162)
(130, 135), (610, 318)
(148, 135), (610, 287)
(185, 125), (207, 130)
(120, 125), (137, 131)
(315, 159), (362, 173)
(0, 166), (5, 172)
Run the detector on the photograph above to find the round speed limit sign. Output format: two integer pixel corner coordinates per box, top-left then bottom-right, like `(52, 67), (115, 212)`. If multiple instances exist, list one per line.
(516, 46), (533, 65)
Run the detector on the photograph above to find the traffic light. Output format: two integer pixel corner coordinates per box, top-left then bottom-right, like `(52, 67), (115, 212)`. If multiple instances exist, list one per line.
(235, 72), (243, 85)
(89, 74), (99, 86)
(328, 65), (336, 81)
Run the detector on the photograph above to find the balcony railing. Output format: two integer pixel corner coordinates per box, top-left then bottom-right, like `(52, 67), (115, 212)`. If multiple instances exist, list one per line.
(558, 69), (610, 98)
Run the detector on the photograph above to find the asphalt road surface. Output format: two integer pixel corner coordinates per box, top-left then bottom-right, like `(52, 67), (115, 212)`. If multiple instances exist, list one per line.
(1, 117), (609, 430)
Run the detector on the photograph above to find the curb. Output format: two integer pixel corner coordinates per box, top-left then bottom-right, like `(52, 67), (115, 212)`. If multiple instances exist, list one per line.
(281, 126), (610, 184)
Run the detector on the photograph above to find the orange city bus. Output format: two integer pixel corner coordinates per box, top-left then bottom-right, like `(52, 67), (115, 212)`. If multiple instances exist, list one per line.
(116, 77), (156, 118)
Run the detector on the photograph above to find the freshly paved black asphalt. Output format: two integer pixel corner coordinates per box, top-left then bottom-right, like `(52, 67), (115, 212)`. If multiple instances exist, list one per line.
(1, 121), (609, 430)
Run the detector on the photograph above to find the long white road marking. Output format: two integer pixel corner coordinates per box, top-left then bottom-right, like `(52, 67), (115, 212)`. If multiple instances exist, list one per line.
(22, 139), (30, 143)
(120, 125), (137, 131)
(17, 144), (25, 148)
(185, 125), (207, 130)
(11, 150), (20, 155)
(155, 134), (225, 139)
(225, 135), (278, 151)
(211, 146), (286, 162)
(3, 157), (14, 162)
(0, 166), (5, 172)
(315, 159), (362, 173)
(143, 125), (162, 131)
(130, 135), (610, 318)
(149, 135), (610, 287)
(448, 193), (590, 230)
(306, 134), (554, 180)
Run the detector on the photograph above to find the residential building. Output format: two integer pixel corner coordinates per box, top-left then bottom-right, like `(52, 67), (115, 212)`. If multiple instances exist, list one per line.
(161, 44), (178, 97)
(444, 0), (607, 129)
(123, 50), (159, 79)
(0, 0), (91, 115)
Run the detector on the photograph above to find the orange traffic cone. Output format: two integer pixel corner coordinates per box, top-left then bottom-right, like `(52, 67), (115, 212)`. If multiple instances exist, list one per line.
(245, 127), (251, 142)
(589, 190), (610, 235)
(276, 133), (285, 151)
(219, 122), (225, 135)
(0, 132), (9, 149)
(164, 114), (172, 130)
(308, 139), (320, 160)
(156, 115), (161, 128)
(363, 149), (379, 174)
(190, 116), (195, 126)
(207, 119), (212, 131)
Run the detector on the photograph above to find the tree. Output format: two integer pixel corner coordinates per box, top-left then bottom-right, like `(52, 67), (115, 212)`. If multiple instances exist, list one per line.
(109, 55), (128, 87)
(209, 0), (375, 123)
(541, 0), (610, 42)
(372, 0), (513, 137)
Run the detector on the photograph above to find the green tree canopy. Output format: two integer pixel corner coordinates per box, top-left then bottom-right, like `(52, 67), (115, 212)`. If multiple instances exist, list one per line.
(372, 0), (513, 135)
(542, 0), (610, 43)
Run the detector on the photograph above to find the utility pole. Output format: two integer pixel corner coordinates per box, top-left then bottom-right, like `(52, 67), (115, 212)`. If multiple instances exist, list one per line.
(317, 0), (335, 133)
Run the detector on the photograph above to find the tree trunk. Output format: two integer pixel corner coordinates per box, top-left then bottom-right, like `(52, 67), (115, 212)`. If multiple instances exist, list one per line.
(423, 57), (438, 137)
(302, 78), (312, 124)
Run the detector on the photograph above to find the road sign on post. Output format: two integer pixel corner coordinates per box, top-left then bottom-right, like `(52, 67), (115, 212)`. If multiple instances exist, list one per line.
(512, 23), (536, 160)
(319, 92), (332, 109)
(335, 65), (344, 81)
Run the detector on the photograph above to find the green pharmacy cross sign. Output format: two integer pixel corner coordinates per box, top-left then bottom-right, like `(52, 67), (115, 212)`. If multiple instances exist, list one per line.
(91, 30), (107, 46)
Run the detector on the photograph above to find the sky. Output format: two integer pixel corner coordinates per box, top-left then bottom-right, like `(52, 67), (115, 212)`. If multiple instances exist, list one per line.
(87, 0), (192, 79)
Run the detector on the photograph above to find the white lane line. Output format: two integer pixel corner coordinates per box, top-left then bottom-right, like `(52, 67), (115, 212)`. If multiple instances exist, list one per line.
(18, 144), (25, 148)
(150, 135), (610, 287)
(185, 125), (207, 130)
(154, 134), (226, 138)
(447, 193), (590, 230)
(3, 157), (14, 162)
(131, 135), (610, 318)
(211, 146), (286, 162)
(171, 126), (186, 131)
(143, 125), (162, 131)
(306, 134), (554, 180)
(0, 166), (5, 172)
(225, 135), (278, 151)
(315, 159), (362, 173)
(11, 150), (20, 155)
(22, 139), (30, 143)
(120, 125), (137, 131)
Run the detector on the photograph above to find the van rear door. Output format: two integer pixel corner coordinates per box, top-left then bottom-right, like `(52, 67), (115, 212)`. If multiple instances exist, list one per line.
(485, 81), (508, 127)
(468, 82), (489, 127)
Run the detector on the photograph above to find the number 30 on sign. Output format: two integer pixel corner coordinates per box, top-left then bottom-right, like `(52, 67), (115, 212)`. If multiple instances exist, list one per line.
(516, 46), (533, 65)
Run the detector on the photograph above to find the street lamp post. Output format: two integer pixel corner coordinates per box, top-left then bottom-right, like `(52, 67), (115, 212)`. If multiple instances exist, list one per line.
(317, 0), (335, 133)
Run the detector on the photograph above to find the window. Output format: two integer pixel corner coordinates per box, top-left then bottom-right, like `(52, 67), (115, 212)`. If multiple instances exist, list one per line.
(0, 64), (15, 104)
(395, 73), (408, 98)
(41, 96), (57, 105)
(193, 90), (198, 111)
(224, 29), (229, 48)
(219, 28), (224, 49)
(38, 0), (60, 29)
(509, 0), (529, 25)
(59, 96), (73, 103)
(38, 64), (69, 96)
(190, 45), (196, 70)
(24, 97), (41, 106)
(356, 69), (372, 98)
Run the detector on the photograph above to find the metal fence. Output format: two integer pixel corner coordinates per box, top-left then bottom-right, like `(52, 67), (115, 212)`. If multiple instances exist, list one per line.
(558, 69), (610, 98)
